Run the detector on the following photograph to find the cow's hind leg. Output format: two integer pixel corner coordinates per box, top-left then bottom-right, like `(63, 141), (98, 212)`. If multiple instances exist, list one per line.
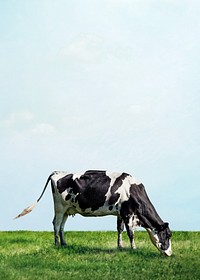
(117, 216), (125, 248)
(52, 212), (64, 247)
(59, 213), (68, 247)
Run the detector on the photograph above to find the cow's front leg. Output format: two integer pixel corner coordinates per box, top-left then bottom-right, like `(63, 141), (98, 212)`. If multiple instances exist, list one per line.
(117, 216), (125, 248)
(124, 216), (136, 250)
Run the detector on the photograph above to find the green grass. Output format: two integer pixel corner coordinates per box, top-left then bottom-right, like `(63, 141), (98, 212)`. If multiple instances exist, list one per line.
(0, 231), (199, 280)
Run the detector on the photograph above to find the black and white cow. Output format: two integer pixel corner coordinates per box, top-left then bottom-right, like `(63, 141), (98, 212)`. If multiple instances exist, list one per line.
(15, 170), (172, 256)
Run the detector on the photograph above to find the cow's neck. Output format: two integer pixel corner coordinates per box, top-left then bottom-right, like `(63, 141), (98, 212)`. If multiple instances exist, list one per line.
(130, 183), (164, 231)
(136, 202), (164, 231)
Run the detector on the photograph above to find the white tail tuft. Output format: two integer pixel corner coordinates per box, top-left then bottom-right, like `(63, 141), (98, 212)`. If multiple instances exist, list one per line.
(14, 201), (38, 219)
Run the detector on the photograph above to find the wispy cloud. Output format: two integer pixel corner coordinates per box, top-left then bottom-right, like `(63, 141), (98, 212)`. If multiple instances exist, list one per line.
(59, 33), (134, 64)
(59, 34), (104, 64)
(0, 111), (34, 128)
(0, 111), (57, 138)
(30, 123), (56, 135)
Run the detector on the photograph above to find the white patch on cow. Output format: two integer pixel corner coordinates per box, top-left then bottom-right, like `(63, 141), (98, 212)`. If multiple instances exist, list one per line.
(112, 174), (140, 205)
(128, 175), (141, 185)
(61, 190), (68, 201)
(164, 240), (172, 257)
(72, 172), (83, 180)
(106, 171), (123, 186)
(105, 189), (112, 202)
(128, 217), (133, 228)
(132, 215), (140, 229)
(104, 172), (122, 203)
(104, 172), (132, 207)
(146, 228), (161, 249)
(115, 176), (132, 203)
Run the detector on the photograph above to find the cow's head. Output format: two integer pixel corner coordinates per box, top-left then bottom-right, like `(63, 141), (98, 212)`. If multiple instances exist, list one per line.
(146, 223), (172, 256)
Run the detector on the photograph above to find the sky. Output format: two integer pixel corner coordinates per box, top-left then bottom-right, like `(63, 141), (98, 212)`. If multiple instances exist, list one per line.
(1, 0), (199, 232)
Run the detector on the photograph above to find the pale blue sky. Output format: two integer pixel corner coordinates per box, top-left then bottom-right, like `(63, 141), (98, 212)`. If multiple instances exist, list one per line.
(1, 0), (199, 231)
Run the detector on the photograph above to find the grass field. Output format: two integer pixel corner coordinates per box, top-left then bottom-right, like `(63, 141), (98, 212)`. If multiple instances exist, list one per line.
(0, 231), (199, 280)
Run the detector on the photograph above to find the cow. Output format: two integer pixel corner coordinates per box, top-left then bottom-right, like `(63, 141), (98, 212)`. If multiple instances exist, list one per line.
(15, 170), (172, 256)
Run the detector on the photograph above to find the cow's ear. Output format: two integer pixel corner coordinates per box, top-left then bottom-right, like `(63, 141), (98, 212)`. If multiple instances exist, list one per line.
(162, 222), (169, 230)
(158, 222), (169, 231)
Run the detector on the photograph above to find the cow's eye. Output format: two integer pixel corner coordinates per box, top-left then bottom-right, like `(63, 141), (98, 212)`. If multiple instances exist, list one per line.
(167, 232), (172, 238)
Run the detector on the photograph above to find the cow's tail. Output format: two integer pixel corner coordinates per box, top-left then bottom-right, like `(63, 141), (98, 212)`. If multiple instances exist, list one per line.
(14, 172), (55, 219)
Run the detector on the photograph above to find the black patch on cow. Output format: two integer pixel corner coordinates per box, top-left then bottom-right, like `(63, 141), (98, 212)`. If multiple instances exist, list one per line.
(109, 206), (113, 211)
(73, 170), (111, 211)
(57, 170), (111, 211)
(120, 200), (134, 220)
(51, 181), (55, 194)
(129, 183), (163, 229)
(65, 194), (72, 201)
(57, 174), (74, 193)
(108, 173), (129, 205)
